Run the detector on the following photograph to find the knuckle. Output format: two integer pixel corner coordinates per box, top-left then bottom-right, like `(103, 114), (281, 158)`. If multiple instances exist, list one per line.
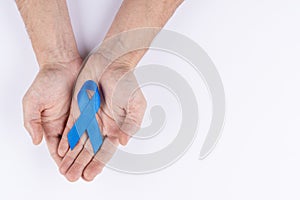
(92, 157), (104, 167)
(65, 154), (76, 162)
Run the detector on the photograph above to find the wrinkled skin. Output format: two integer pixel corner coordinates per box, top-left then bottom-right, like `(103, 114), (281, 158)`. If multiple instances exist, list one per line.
(22, 59), (82, 166)
(57, 54), (147, 182)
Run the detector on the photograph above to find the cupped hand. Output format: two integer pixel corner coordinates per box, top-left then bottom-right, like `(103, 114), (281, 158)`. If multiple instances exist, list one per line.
(57, 53), (146, 182)
(23, 59), (82, 165)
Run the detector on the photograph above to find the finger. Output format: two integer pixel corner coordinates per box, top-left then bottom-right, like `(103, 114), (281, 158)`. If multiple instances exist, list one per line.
(119, 117), (139, 145)
(82, 159), (104, 182)
(59, 133), (88, 176)
(82, 136), (119, 181)
(120, 91), (147, 145)
(22, 94), (44, 145)
(65, 140), (94, 182)
(57, 113), (75, 157)
(44, 135), (62, 166)
(65, 113), (104, 181)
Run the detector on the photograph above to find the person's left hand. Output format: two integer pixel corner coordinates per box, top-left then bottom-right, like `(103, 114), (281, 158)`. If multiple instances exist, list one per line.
(22, 59), (82, 165)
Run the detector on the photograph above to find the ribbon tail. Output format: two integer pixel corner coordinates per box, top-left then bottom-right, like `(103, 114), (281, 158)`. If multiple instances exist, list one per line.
(68, 125), (80, 150)
(87, 118), (103, 154)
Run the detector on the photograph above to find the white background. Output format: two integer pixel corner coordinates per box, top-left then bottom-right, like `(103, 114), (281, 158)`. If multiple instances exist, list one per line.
(0, 0), (300, 199)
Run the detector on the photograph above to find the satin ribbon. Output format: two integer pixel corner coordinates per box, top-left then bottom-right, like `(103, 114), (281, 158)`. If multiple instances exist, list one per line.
(68, 80), (103, 154)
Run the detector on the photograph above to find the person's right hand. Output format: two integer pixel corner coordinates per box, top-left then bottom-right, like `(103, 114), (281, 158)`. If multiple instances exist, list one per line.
(22, 58), (82, 165)
(57, 53), (147, 181)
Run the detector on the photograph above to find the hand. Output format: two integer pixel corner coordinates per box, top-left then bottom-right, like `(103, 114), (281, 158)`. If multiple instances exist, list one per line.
(57, 53), (147, 182)
(23, 59), (82, 165)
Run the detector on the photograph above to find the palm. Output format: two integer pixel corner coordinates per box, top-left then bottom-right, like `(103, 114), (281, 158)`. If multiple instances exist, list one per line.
(23, 62), (81, 165)
(98, 66), (146, 142)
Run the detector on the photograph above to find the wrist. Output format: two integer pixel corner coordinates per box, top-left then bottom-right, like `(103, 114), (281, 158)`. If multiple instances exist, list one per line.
(93, 49), (142, 73)
(39, 56), (82, 78)
(97, 30), (156, 71)
(36, 47), (81, 69)
(111, 50), (144, 70)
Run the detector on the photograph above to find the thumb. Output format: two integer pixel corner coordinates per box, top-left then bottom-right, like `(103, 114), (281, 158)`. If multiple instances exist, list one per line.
(118, 94), (147, 146)
(119, 117), (141, 146)
(22, 95), (44, 145)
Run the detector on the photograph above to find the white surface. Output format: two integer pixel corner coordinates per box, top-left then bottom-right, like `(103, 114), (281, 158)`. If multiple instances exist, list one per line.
(0, 0), (300, 199)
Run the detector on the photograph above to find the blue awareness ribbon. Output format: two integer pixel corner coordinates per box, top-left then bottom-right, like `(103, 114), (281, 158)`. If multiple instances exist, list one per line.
(67, 80), (103, 154)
